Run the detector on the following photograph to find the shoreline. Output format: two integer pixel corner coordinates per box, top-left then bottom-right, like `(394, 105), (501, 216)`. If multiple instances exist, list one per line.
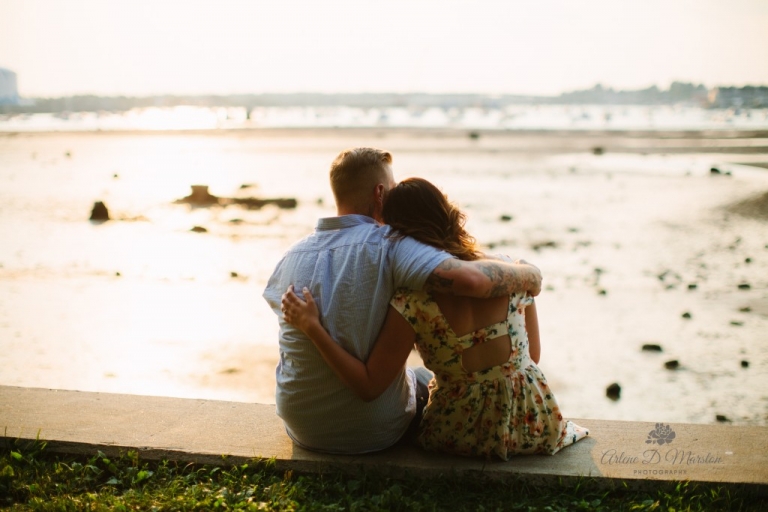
(1, 129), (766, 426)
(3, 126), (768, 138)
(2, 127), (768, 157)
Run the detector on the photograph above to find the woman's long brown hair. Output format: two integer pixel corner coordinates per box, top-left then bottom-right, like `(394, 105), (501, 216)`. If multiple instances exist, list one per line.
(382, 178), (481, 261)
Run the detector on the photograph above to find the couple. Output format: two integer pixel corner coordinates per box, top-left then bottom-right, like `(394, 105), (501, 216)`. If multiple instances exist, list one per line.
(263, 147), (587, 459)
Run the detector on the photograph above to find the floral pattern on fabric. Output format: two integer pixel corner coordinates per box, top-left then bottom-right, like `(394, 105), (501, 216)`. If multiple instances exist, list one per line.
(390, 288), (588, 460)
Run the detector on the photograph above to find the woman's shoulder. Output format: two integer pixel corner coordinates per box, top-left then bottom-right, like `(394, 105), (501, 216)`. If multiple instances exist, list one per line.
(390, 288), (431, 312)
(391, 287), (427, 303)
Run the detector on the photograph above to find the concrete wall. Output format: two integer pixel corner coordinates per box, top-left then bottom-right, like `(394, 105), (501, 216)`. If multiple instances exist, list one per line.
(2, 386), (767, 491)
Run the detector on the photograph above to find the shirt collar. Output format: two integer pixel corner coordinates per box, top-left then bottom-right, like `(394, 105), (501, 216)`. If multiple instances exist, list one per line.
(316, 214), (378, 231)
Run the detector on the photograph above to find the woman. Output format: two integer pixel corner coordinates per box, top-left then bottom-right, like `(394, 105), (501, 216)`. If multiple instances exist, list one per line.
(282, 178), (588, 459)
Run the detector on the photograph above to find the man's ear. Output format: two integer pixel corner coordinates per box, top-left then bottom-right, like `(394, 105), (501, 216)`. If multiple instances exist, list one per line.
(373, 183), (386, 205)
(370, 183), (387, 222)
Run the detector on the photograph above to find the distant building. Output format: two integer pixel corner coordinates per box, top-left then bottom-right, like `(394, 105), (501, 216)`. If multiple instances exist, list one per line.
(708, 86), (768, 108)
(0, 67), (19, 105)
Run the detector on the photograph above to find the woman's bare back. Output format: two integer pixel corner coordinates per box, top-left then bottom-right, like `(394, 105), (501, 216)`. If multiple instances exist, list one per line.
(432, 293), (512, 373)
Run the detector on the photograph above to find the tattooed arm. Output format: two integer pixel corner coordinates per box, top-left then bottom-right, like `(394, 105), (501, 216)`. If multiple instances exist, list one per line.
(424, 258), (542, 298)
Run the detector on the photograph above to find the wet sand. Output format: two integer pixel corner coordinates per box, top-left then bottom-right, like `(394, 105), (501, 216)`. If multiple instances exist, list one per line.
(0, 128), (766, 425)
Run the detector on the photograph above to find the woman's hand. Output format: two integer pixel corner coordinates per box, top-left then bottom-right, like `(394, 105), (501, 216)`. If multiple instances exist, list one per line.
(281, 285), (320, 333)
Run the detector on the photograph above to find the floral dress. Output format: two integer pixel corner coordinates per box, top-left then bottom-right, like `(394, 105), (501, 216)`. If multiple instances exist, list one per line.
(390, 288), (588, 460)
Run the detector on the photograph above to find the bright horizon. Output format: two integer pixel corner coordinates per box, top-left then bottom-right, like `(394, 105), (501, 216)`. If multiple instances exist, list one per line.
(1, 0), (768, 98)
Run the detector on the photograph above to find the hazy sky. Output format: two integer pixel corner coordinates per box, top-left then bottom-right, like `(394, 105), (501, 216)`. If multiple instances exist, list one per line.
(1, 0), (767, 97)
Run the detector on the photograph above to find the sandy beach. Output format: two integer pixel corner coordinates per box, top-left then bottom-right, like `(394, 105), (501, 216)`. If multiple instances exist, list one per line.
(1, 127), (767, 426)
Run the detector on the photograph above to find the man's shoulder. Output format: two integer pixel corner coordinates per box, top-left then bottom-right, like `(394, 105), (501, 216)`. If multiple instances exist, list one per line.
(384, 230), (448, 258)
(276, 220), (391, 261)
(277, 231), (318, 256)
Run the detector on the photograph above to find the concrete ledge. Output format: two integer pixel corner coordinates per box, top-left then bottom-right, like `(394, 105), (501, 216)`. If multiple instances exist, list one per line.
(1, 386), (766, 491)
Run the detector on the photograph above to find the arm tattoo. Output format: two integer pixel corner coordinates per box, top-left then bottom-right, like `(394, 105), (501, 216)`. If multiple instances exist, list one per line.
(425, 258), (537, 297)
(479, 261), (517, 297)
(424, 259), (459, 293)
(479, 261), (531, 298)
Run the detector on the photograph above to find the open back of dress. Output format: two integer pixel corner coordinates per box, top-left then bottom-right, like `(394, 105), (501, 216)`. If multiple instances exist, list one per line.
(389, 288), (589, 459)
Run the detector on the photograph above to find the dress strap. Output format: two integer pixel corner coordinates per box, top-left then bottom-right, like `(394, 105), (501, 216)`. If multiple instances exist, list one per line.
(457, 319), (509, 343)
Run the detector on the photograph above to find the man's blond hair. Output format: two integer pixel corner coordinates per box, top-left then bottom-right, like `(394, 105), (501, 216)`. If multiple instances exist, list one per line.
(329, 147), (392, 210)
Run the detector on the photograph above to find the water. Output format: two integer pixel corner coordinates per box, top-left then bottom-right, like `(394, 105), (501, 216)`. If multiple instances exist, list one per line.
(2, 104), (768, 132)
(1, 128), (767, 426)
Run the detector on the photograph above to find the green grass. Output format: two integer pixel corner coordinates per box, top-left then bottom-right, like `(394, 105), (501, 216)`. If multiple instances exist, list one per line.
(1, 440), (765, 511)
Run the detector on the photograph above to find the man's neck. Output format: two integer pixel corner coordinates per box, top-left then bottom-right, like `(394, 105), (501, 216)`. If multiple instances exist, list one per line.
(336, 205), (377, 220)
(336, 206), (360, 217)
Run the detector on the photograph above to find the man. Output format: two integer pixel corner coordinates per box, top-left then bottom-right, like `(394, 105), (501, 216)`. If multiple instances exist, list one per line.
(263, 147), (541, 454)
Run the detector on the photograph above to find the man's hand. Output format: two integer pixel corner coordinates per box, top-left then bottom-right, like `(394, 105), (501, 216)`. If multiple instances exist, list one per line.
(515, 259), (542, 296)
(521, 263), (542, 297)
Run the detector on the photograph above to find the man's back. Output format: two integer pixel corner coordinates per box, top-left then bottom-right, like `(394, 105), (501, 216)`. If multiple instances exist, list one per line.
(263, 214), (450, 453)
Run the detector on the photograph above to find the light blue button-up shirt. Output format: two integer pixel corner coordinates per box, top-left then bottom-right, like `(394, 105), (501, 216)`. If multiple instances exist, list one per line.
(263, 215), (451, 453)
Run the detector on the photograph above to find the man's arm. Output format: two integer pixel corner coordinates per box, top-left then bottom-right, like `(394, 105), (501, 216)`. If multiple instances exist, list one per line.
(424, 258), (542, 298)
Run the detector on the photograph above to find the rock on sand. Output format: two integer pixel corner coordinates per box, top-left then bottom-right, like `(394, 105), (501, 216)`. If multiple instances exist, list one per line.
(89, 201), (110, 221)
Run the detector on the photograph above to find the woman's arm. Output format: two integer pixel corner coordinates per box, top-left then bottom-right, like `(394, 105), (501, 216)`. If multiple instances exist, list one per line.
(525, 300), (541, 364)
(281, 286), (416, 402)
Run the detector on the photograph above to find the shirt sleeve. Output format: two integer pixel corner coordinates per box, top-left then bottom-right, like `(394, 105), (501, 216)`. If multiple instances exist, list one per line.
(490, 253), (513, 263)
(387, 234), (453, 291)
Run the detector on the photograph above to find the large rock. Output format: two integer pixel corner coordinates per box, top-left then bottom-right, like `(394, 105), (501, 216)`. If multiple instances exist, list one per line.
(173, 185), (297, 210)
(606, 383), (621, 400)
(174, 185), (221, 206)
(232, 197), (297, 210)
(89, 201), (110, 221)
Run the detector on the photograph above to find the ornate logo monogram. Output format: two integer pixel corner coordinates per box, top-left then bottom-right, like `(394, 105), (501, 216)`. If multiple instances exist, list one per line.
(646, 423), (676, 445)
